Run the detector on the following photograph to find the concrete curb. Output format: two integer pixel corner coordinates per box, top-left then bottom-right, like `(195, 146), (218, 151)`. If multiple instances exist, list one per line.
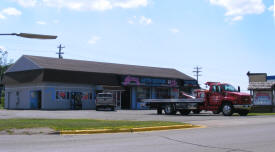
(59, 124), (204, 135)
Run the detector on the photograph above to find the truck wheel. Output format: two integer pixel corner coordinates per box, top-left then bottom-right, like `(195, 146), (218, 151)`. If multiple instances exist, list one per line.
(192, 110), (201, 114)
(157, 108), (162, 115)
(164, 104), (176, 115)
(222, 103), (233, 116)
(179, 110), (191, 115)
(239, 110), (249, 116)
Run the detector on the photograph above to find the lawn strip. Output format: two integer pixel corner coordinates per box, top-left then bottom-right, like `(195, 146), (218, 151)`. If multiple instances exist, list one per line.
(248, 113), (275, 116)
(0, 119), (184, 131)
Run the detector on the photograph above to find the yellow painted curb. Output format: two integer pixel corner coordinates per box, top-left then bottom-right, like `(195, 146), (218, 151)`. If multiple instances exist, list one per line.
(60, 124), (204, 135)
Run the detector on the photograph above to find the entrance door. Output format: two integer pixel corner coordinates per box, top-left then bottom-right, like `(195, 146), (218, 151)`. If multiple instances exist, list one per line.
(114, 91), (122, 110)
(71, 92), (82, 110)
(121, 87), (131, 109)
(7, 92), (10, 109)
(30, 90), (42, 109)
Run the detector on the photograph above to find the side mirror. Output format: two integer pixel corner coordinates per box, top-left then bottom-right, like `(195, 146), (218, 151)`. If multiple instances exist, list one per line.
(238, 86), (240, 92)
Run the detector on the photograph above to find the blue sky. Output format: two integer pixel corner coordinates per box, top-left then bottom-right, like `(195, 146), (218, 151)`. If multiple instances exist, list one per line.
(0, 0), (275, 91)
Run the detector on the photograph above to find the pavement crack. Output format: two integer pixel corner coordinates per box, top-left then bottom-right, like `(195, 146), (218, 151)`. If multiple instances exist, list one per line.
(159, 135), (253, 152)
(137, 133), (253, 152)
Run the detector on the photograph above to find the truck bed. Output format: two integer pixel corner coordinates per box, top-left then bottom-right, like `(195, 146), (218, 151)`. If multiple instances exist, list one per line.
(142, 98), (204, 103)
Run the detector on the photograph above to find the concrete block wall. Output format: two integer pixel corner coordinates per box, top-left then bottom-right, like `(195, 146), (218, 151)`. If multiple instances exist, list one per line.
(5, 82), (96, 110)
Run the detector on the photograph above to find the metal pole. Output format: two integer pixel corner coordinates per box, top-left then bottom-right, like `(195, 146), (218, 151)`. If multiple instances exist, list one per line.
(0, 33), (57, 39)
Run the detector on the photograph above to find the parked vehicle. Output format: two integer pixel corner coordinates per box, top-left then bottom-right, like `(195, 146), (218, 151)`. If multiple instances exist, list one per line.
(95, 93), (116, 111)
(144, 82), (252, 116)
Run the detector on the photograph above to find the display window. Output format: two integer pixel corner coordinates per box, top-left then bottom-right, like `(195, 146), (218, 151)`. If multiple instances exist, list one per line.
(136, 87), (150, 102)
(171, 88), (179, 98)
(56, 91), (67, 101)
(254, 91), (272, 105)
(156, 87), (170, 99)
(82, 92), (89, 101)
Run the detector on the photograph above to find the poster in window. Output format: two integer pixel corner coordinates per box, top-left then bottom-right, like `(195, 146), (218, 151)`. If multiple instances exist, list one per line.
(254, 91), (272, 105)
(56, 91), (66, 101)
(82, 92), (89, 101)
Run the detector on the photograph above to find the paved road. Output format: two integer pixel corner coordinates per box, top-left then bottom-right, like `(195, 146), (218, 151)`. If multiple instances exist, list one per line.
(1, 117), (275, 152)
(1, 110), (275, 152)
(0, 109), (274, 127)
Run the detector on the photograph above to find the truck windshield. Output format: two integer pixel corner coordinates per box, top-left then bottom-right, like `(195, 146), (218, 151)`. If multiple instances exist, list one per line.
(222, 84), (237, 92)
(97, 94), (112, 97)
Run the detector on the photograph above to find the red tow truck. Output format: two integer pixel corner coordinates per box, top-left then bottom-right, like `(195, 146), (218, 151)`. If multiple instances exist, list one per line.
(144, 82), (252, 116)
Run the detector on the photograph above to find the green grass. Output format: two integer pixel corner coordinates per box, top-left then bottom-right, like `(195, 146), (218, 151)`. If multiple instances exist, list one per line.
(248, 113), (275, 116)
(0, 119), (184, 131)
(0, 97), (4, 109)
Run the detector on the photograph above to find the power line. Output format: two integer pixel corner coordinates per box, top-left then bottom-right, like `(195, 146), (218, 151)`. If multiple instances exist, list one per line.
(193, 66), (202, 84)
(56, 44), (65, 59)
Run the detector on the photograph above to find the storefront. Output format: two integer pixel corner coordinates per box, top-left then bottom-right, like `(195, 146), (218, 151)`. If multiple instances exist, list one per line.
(247, 72), (275, 112)
(4, 55), (197, 110)
(120, 76), (184, 109)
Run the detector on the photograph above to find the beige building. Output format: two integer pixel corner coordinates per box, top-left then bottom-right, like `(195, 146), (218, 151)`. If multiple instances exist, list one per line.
(247, 72), (275, 112)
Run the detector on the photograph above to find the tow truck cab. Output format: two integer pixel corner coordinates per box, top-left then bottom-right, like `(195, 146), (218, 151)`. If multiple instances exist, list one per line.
(200, 82), (252, 116)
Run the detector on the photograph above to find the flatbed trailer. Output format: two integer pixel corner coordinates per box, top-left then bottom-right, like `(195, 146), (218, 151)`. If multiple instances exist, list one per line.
(143, 82), (253, 116)
(143, 98), (204, 115)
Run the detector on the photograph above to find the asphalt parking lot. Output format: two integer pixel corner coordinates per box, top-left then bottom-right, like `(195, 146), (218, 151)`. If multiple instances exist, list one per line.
(1, 109), (274, 127)
(2, 109), (275, 152)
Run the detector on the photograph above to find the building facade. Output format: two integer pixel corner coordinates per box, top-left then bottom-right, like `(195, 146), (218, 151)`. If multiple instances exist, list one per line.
(4, 55), (198, 110)
(247, 72), (275, 112)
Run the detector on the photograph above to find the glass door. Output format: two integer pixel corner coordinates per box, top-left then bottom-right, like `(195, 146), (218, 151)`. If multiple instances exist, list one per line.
(115, 91), (122, 109)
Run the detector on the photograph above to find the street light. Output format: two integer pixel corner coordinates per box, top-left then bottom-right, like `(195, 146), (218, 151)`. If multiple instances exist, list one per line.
(0, 33), (57, 39)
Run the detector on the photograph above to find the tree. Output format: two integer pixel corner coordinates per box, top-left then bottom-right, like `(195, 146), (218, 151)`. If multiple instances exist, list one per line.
(0, 47), (13, 107)
(0, 47), (12, 81)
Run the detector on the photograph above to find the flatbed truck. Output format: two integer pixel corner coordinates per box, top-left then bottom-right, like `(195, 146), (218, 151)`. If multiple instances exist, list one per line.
(144, 82), (252, 116)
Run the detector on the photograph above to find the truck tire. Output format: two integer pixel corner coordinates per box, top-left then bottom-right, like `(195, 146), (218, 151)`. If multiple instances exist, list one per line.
(239, 110), (249, 116)
(179, 110), (191, 115)
(192, 110), (201, 114)
(157, 108), (162, 115)
(164, 104), (176, 115)
(222, 103), (234, 116)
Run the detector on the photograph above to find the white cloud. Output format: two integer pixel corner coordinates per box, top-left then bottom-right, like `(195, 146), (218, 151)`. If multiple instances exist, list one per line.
(139, 16), (152, 25)
(0, 46), (6, 51)
(128, 16), (152, 25)
(209, 0), (265, 21)
(114, 0), (148, 8)
(12, 0), (37, 7)
(169, 28), (180, 33)
(232, 15), (243, 21)
(88, 36), (101, 44)
(268, 5), (275, 17)
(91, 0), (112, 11)
(40, 0), (148, 11)
(36, 21), (47, 25)
(268, 5), (274, 12)
(2, 8), (22, 16)
(0, 13), (6, 20)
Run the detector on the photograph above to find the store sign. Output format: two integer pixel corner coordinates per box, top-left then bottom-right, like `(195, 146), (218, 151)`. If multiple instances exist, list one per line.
(254, 92), (272, 105)
(122, 76), (178, 87)
(122, 76), (140, 86)
(184, 80), (198, 87)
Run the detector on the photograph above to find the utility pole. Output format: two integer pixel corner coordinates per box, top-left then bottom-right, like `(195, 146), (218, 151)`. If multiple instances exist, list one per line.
(56, 44), (65, 59)
(193, 66), (202, 84)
